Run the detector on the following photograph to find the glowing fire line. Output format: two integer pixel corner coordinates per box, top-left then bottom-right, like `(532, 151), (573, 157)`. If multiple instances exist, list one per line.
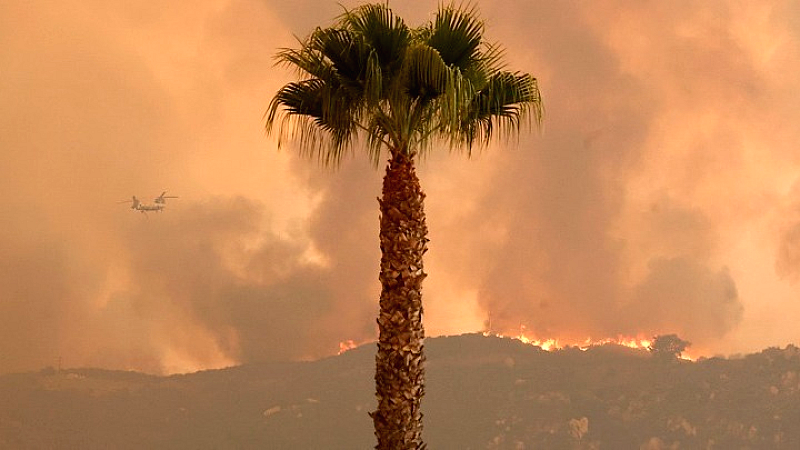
(338, 339), (358, 355)
(338, 332), (695, 360)
(487, 331), (653, 352)
(485, 330), (696, 360)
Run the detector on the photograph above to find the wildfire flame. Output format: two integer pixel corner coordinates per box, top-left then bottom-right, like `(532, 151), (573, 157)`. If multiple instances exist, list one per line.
(484, 329), (697, 361)
(486, 330), (653, 352)
(337, 329), (696, 360)
(338, 339), (358, 355)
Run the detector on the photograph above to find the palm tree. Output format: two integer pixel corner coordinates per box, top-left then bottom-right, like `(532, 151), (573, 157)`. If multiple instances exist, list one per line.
(266, 3), (542, 448)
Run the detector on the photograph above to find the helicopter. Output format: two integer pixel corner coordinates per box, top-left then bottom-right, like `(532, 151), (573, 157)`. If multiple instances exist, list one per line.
(119, 191), (179, 214)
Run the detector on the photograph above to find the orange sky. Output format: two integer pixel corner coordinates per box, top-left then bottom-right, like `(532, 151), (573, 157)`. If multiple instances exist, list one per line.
(2, 0), (800, 374)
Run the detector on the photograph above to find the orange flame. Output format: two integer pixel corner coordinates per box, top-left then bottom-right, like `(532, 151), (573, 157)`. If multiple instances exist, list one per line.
(338, 329), (697, 360)
(338, 339), (358, 355)
(482, 326), (684, 356)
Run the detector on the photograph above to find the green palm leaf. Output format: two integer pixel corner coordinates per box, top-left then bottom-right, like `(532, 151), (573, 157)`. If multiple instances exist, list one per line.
(423, 4), (483, 71)
(458, 71), (543, 148)
(341, 4), (410, 80)
(266, 1), (543, 161)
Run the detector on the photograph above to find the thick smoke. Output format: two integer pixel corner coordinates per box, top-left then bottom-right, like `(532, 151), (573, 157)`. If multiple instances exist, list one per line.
(776, 182), (800, 282)
(421, 1), (799, 351)
(2, 0), (800, 374)
(116, 196), (376, 365)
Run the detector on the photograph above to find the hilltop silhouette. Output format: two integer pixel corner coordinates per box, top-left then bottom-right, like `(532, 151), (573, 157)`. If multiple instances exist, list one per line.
(1, 333), (798, 449)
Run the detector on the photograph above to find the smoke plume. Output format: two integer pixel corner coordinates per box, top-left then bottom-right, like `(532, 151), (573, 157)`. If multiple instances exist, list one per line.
(2, 0), (800, 373)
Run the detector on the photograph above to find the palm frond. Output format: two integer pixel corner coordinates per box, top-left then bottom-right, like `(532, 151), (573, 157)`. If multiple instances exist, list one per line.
(275, 44), (334, 81)
(366, 113), (395, 165)
(462, 41), (506, 89)
(266, 78), (361, 165)
(422, 3), (484, 71)
(265, 2), (543, 165)
(403, 44), (449, 103)
(455, 71), (543, 149)
(340, 4), (410, 80)
(308, 28), (370, 91)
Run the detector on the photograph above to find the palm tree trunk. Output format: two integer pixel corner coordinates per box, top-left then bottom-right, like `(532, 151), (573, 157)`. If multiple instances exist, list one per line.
(371, 150), (428, 450)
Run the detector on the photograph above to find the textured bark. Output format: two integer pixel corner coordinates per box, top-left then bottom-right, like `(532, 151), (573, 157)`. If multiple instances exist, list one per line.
(371, 150), (428, 450)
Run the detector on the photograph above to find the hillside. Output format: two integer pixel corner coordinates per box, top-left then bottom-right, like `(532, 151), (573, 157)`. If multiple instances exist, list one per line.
(1, 334), (799, 449)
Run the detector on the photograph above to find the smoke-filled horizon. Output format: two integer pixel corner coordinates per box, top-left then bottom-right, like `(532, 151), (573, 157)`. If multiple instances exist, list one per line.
(2, 0), (799, 374)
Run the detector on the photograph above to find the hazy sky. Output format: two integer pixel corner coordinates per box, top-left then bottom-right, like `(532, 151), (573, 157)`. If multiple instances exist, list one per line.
(2, 0), (800, 374)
